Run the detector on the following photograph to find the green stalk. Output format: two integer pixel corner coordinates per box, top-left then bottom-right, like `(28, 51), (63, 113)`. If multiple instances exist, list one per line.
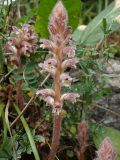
(1, 112), (7, 148)
(13, 103), (40, 160)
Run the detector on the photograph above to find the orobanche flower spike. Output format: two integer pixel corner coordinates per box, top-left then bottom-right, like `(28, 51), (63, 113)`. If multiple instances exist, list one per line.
(96, 137), (116, 160)
(38, 1), (80, 160)
(38, 1), (79, 115)
(4, 24), (37, 67)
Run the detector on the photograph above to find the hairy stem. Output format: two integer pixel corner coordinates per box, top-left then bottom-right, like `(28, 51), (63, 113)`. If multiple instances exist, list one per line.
(48, 114), (62, 160)
(79, 149), (84, 160)
(16, 79), (24, 110)
(16, 65), (24, 110)
(48, 55), (62, 160)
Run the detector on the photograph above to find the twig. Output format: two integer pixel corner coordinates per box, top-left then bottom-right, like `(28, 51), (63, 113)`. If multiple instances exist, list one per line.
(40, 74), (50, 87)
(0, 67), (15, 83)
(10, 94), (36, 128)
(93, 103), (120, 117)
(77, 99), (120, 117)
(10, 74), (50, 128)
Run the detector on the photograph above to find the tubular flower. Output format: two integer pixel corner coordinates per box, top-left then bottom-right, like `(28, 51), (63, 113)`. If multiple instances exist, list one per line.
(40, 39), (56, 52)
(38, 58), (57, 75)
(96, 137), (116, 160)
(63, 46), (76, 57)
(61, 93), (80, 103)
(62, 57), (79, 70)
(45, 96), (55, 107)
(36, 89), (55, 99)
(60, 73), (72, 87)
(4, 24), (37, 66)
(38, 1), (80, 115)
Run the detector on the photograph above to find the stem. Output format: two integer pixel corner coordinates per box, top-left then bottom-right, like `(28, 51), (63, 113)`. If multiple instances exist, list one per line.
(48, 114), (62, 160)
(48, 54), (62, 160)
(16, 79), (24, 110)
(79, 149), (84, 160)
(16, 65), (24, 110)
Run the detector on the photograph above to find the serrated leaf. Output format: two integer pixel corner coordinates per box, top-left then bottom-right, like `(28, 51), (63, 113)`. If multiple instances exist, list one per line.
(35, 0), (81, 38)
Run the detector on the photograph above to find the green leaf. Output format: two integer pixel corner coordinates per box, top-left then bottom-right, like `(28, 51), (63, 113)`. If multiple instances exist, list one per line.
(35, 0), (81, 38)
(0, 137), (13, 159)
(66, 150), (74, 158)
(73, 1), (120, 45)
(35, 135), (45, 143)
(101, 18), (107, 34)
(91, 123), (120, 160)
(70, 125), (76, 135)
(13, 104), (40, 160)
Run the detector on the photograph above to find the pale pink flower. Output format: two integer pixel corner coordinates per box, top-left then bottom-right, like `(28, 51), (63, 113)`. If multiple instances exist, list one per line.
(62, 57), (79, 70)
(36, 89), (55, 98)
(4, 41), (17, 55)
(63, 46), (76, 57)
(40, 39), (55, 52)
(4, 24), (37, 66)
(60, 73), (72, 87)
(44, 58), (57, 67)
(97, 137), (116, 160)
(38, 58), (57, 75)
(61, 93), (80, 103)
(45, 96), (54, 106)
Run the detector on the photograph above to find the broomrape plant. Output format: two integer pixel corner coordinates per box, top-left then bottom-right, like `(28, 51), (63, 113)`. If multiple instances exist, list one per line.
(3, 1), (117, 160)
(4, 24), (37, 110)
(37, 1), (79, 160)
(96, 137), (116, 160)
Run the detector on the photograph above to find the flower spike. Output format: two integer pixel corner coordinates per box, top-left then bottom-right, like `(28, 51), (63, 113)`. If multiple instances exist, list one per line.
(38, 2), (80, 160)
(96, 137), (116, 160)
